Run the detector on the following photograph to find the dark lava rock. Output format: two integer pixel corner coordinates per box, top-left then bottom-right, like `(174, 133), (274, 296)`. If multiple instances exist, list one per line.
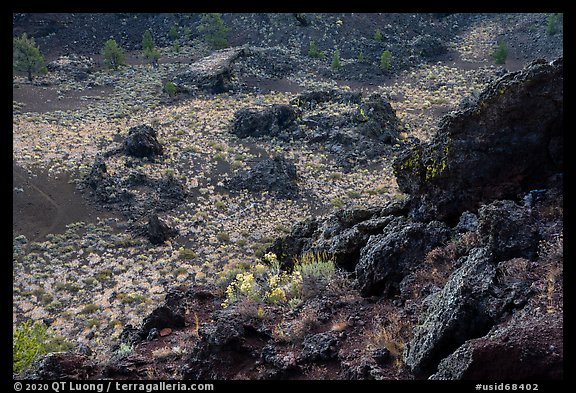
(305, 93), (403, 167)
(430, 312), (563, 380)
(118, 286), (212, 348)
(299, 332), (339, 362)
(232, 92), (403, 168)
(46, 54), (94, 81)
(353, 93), (402, 145)
(156, 174), (188, 210)
(394, 58), (563, 222)
(410, 34), (448, 59)
(81, 130), (188, 230)
(175, 47), (245, 94)
(147, 214), (177, 245)
(293, 13), (310, 27)
(454, 211), (479, 233)
(266, 200), (410, 271)
(477, 200), (539, 260)
(118, 324), (143, 347)
(261, 345), (297, 372)
(403, 243), (537, 379)
(403, 248), (497, 378)
(84, 154), (134, 204)
(230, 104), (301, 139)
(227, 155), (299, 199)
(123, 125), (163, 158)
(140, 305), (185, 338)
(85, 153), (108, 190)
(356, 217), (451, 296)
(184, 306), (270, 379)
(22, 353), (97, 380)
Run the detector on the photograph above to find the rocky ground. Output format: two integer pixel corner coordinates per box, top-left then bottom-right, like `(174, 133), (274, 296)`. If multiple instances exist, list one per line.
(12, 13), (563, 380)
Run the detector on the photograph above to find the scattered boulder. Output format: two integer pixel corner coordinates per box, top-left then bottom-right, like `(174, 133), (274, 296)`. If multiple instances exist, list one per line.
(394, 58), (563, 222)
(261, 345), (297, 374)
(430, 312), (563, 380)
(299, 332), (339, 362)
(81, 124), (188, 227)
(85, 153), (108, 191)
(156, 174), (188, 211)
(353, 93), (403, 145)
(118, 286), (211, 348)
(410, 35), (448, 59)
(356, 217), (451, 296)
(147, 214), (177, 245)
(185, 306), (270, 379)
(123, 125), (163, 158)
(227, 155), (299, 199)
(175, 47), (245, 94)
(293, 13), (310, 27)
(231, 104), (301, 139)
(139, 305), (185, 340)
(84, 154), (134, 204)
(46, 54), (94, 81)
(477, 200), (539, 260)
(304, 93), (403, 162)
(22, 353), (97, 380)
(231, 92), (403, 168)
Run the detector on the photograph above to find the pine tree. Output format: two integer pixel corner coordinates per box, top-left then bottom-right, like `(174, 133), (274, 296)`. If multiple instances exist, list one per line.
(380, 49), (392, 71)
(168, 25), (179, 41)
(13, 33), (47, 82)
(492, 43), (508, 65)
(197, 13), (230, 49)
(142, 30), (154, 52)
(101, 39), (126, 70)
(142, 30), (160, 68)
(332, 48), (341, 70)
(308, 40), (325, 59)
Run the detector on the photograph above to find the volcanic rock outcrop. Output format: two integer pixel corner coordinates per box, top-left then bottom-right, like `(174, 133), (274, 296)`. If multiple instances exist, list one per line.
(393, 58), (563, 223)
(174, 47), (246, 94)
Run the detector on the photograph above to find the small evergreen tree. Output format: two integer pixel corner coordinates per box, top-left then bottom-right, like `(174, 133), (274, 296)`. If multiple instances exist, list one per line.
(380, 49), (392, 71)
(144, 47), (160, 68)
(331, 48), (341, 70)
(142, 30), (160, 67)
(164, 81), (177, 97)
(308, 40), (325, 59)
(13, 33), (47, 82)
(142, 30), (154, 51)
(101, 39), (126, 70)
(168, 25), (179, 41)
(374, 29), (383, 42)
(197, 13), (229, 49)
(358, 50), (365, 63)
(492, 42), (508, 65)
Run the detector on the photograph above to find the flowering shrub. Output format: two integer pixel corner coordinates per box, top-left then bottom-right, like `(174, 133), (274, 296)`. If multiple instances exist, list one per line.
(221, 252), (334, 309)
